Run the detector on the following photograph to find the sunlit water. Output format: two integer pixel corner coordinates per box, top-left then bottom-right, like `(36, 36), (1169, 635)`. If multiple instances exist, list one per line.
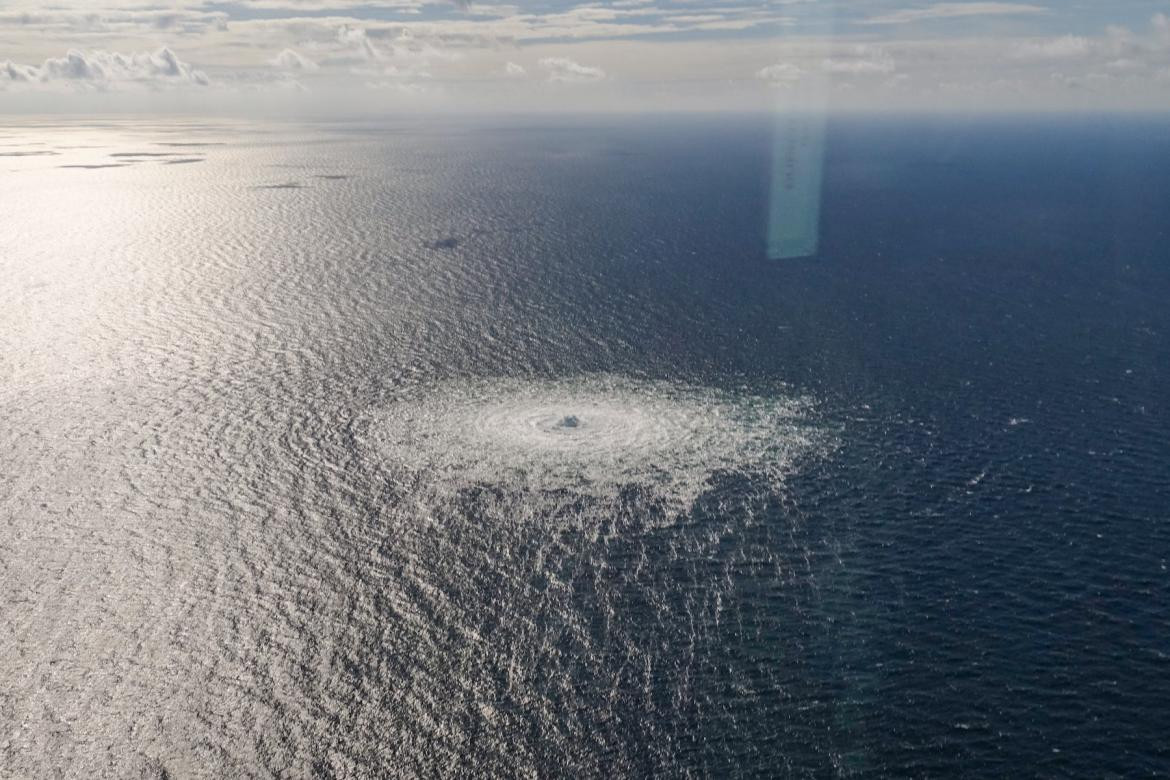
(2, 117), (1168, 777)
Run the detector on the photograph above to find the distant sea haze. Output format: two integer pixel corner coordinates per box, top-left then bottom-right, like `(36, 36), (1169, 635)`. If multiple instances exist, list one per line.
(1, 116), (1168, 777)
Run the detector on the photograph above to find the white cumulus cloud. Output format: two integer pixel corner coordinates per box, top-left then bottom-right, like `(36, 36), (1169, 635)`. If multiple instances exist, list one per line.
(270, 49), (319, 72)
(539, 57), (605, 83)
(0, 47), (208, 89)
(822, 49), (896, 74)
(1014, 35), (1093, 60)
(756, 63), (804, 85)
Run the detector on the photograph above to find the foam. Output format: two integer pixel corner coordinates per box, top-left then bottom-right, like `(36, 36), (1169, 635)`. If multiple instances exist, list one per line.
(366, 375), (829, 514)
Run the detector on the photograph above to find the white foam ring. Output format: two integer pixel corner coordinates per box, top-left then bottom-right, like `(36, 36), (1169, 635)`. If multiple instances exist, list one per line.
(367, 375), (830, 520)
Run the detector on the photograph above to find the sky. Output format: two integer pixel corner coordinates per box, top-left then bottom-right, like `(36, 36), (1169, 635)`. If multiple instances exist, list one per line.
(1, 0), (1169, 113)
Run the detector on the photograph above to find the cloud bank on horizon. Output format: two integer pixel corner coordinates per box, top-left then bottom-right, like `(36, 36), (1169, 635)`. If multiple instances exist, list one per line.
(1, 1), (1168, 112)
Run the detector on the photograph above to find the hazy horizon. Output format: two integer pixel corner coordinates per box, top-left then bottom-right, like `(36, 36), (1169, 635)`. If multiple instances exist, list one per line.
(3, 1), (1170, 115)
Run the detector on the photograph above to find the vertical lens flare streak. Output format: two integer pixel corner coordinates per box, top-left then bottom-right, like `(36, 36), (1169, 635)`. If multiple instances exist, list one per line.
(767, 8), (833, 260)
(769, 109), (827, 260)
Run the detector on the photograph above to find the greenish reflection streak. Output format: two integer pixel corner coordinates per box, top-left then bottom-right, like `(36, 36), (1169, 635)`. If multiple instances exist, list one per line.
(767, 11), (833, 261)
(768, 109), (827, 259)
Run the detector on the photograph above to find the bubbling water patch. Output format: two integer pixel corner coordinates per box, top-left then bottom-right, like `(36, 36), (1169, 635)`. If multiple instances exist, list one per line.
(366, 375), (830, 515)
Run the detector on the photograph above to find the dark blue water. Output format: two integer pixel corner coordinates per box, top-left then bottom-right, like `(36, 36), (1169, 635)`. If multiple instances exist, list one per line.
(699, 117), (1170, 776)
(2, 116), (1168, 776)
(505, 116), (1170, 775)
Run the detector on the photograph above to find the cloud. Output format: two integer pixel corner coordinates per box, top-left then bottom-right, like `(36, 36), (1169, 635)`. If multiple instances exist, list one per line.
(1, 1), (1168, 112)
(0, 47), (209, 89)
(865, 2), (1048, 25)
(0, 9), (229, 36)
(1011, 15), (1170, 67)
(1154, 13), (1170, 37)
(756, 63), (804, 85)
(1013, 35), (1092, 60)
(757, 53), (895, 89)
(538, 57), (605, 82)
(1, 62), (40, 83)
(270, 49), (319, 72)
(822, 47), (896, 74)
(823, 59), (896, 75)
(334, 25), (385, 63)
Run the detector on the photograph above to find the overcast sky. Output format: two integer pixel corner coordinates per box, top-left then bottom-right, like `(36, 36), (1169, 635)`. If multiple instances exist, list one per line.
(2, 1), (1169, 113)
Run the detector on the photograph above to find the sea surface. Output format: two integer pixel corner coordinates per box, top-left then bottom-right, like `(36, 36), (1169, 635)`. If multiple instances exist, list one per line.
(1, 115), (1168, 777)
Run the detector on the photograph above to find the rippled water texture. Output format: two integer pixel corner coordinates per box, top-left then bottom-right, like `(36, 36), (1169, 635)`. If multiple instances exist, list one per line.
(2, 117), (1169, 777)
